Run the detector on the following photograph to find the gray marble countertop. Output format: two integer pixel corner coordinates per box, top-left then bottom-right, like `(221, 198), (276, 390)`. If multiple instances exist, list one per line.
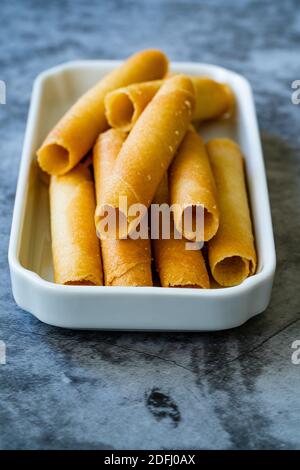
(1, 0), (300, 450)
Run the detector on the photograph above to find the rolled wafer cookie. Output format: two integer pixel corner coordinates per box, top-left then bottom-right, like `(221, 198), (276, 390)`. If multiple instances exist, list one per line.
(37, 49), (168, 175)
(98, 74), (195, 237)
(169, 128), (219, 242)
(192, 76), (234, 122)
(105, 76), (234, 131)
(50, 164), (103, 285)
(93, 129), (152, 286)
(152, 174), (210, 289)
(206, 138), (257, 287)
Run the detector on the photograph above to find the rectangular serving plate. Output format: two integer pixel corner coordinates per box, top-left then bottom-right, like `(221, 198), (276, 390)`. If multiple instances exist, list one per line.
(8, 60), (276, 330)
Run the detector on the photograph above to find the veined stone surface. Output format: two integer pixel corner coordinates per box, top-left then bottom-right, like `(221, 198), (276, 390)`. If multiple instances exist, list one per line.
(0, 0), (299, 450)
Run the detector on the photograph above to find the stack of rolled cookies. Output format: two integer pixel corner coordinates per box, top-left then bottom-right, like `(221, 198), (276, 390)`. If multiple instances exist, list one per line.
(37, 48), (257, 288)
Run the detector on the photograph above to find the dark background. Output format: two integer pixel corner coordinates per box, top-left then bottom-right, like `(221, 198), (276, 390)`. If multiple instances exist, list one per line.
(0, 0), (300, 449)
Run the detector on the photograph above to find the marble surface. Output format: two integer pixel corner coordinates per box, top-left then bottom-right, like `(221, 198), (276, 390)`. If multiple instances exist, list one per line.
(1, 0), (300, 450)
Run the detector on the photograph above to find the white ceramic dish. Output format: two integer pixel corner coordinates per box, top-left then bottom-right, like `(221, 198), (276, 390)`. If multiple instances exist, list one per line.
(8, 60), (276, 330)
